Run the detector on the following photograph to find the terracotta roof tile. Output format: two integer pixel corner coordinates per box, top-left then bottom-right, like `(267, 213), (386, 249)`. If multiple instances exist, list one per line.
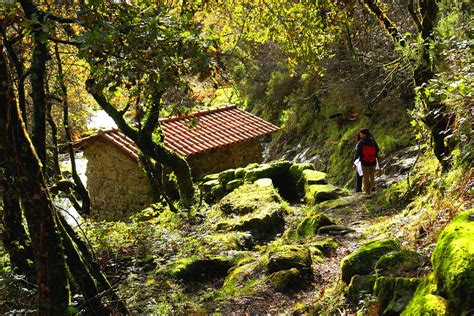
(77, 104), (279, 159)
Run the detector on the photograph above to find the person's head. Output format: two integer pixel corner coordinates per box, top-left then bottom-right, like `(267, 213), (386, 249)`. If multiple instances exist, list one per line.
(359, 128), (371, 140)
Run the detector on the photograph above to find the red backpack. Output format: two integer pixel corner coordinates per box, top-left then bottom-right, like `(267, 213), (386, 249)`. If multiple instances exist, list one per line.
(362, 143), (377, 166)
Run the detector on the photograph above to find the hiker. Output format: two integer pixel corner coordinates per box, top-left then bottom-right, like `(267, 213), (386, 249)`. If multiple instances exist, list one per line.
(354, 128), (379, 196)
(353, 133), (363, 193)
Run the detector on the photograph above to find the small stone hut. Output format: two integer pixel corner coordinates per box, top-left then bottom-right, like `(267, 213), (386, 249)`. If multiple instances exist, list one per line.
(77, 105), (279, 219)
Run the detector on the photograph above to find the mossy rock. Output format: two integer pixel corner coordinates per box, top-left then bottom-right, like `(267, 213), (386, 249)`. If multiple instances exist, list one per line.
(244, 161), (292, 182)
(305, 184), (344, 205)
(245, 163), (259, 170)
(267, 268), (302, 292)
(289, 162), (314, 179)
(202, 173), (219, 182)
(317, 225), (355, 236)
(346, 275), (377, 305)
(302, 169), (327, 185)
(266, 245), (312, 277)
(204, 232), (253, 252)
(311, 238), (339, 257)
(289, 163), (315, 196)
(217, 182), (281, 216)
(431, 209), (474, 314)
(375, 250), (423, 276)
(226, 179), (244, 191)
(340, 239), (400, 284)
(218, 169), (236, 184)
(230, 204), (287, 242)
(296, 213), (336, 238)
(164, 255), (234, 282)
(209, 184), (226, 201)
(202, 179), (220, 192)
(255, 178), (273, 188)
(374, 276), (421, 315)
(402, 275), (448, 315)
(234, 167), (247, 179)
(222, 259), (261, 291)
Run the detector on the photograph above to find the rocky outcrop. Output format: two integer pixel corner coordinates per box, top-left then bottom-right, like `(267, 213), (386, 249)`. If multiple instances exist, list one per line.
(340, 239), (400, 284)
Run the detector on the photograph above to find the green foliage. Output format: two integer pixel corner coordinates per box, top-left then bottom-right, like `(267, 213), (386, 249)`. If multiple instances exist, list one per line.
(78, 1), (221, 116)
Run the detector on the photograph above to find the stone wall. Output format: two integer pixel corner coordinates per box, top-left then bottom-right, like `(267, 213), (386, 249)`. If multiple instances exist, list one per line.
(187, 139), (263, 178)
(83, 140), (150, 220)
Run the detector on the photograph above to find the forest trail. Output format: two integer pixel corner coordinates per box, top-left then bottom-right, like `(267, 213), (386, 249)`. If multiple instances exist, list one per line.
(217, 192), (385, 314)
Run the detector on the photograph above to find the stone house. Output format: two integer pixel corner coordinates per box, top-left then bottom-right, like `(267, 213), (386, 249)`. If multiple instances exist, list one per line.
(77, 105), (279, 219)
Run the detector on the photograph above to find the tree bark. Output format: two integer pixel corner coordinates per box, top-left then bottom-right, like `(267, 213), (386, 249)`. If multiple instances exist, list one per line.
(0, 25), (29, 126)
(57, 213), (129, 314)
(0, 155), (35, 280)
(1, 35), (71, 315)
(20, 0), (49, 165)
(54, 43), (91, 215)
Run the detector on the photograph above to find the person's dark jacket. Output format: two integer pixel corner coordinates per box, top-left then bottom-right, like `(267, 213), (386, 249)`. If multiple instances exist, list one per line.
(354, 138), (379, 167)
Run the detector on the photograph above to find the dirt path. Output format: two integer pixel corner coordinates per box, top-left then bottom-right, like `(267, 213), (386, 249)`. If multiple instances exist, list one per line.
(217, 193), (386, 314)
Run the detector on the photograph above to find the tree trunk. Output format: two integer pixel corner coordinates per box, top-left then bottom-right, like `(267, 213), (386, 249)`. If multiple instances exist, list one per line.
(54, 43), (91, 215)
(0, 156), (35, 280)
(1, 36), (71, 315)
(20, 0), (49, 165)
(57, 213), (129, 314)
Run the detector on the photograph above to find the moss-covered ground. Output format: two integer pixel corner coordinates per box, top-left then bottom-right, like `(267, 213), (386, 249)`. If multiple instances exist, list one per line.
(0, 155), (471, 314)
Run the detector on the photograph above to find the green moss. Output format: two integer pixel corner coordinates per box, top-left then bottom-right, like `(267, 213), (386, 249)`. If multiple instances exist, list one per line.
(310, 238), (339, 257)
(234, 167), (247, 178)
(226, 179), (243, 191)
(374, 276), (421, 315)
(296, 213), (336, 238)
(431, 209), (474, 314)
(244, 161), (291, 182)
(340, 239), (400, 284)
(221, 259), (262, 293)
(164, 255), (234, 282)
(203, 232), (252, 252)
(265, 245), (312, 277)
(402, 275), (448, 315)
(218, 169), (236, 184)
(346, 275), (377, 305)
(305, 184), (344, 205)
(289, 163), (315, 196)
(317, 224), (355, 236)
(218, 182), (282, 215)
(375, 250), (422, 276)
(302, 169), (327, 185)
(267, 268), (301, 292)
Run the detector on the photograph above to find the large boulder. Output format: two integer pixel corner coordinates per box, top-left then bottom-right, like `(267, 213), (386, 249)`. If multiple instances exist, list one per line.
(305, 184), (345, 205)
(340, 239), (400, 284)
(375, 249), (423, 276)
(244, 161), (292, 182)
(431, 210), (474, 314)
(296, 213), (336, 238)
(374, 276), (421, 315)
(228, 204), (287, 242)
(267, 268), (302, 292)
(402, 275), (448, 315)
(346, 275), (377, 305)
(265, 245), (313, 277)
(163, 255), (234, 282)
(218, 182), (281, 216)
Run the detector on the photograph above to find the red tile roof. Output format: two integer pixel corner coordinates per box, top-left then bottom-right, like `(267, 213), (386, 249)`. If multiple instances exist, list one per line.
(78, 105), (279, 160)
